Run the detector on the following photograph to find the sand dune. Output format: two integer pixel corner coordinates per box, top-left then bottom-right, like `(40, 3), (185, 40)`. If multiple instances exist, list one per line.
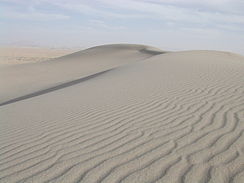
(0, 44), (244, 183)
(0, 44), (164, 105)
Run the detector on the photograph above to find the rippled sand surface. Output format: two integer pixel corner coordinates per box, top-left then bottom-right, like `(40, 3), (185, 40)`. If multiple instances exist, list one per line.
(0, 44), (244, 183)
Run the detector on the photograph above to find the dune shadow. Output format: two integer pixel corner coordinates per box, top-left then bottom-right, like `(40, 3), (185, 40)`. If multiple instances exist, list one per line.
(0, 69), (112, 107)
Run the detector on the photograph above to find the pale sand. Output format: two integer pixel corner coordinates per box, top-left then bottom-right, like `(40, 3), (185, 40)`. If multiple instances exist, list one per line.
(0, 44), (244, 183)
(0, 47), (76, 65)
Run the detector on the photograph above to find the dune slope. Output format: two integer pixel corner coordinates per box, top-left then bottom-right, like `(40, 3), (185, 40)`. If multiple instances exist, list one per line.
(0, 46), (244, 183)
(0, 44), (164, 105)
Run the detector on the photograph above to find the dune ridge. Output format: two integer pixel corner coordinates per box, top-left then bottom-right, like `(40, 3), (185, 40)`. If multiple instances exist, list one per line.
(0, 44), (244, 183)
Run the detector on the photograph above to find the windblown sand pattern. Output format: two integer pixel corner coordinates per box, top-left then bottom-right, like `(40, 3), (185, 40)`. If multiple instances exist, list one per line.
(0, 44), (244, 183)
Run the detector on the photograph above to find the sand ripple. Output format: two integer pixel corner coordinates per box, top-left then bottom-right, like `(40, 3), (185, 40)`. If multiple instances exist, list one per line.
(0, 45), (244, 183)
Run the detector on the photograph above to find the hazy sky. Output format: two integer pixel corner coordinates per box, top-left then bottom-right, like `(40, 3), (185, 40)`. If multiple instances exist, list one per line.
(1, 0), (244, 54)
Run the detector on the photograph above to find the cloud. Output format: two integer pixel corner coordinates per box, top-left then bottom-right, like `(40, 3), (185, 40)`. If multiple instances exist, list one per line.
(2, 0), (244, 26)
(4, 11), (70, 21)
(21, 0), (243, 31)
(88, 19), (126, 30)
(99, 0), (244, 25)
(1, 1), (70, 20)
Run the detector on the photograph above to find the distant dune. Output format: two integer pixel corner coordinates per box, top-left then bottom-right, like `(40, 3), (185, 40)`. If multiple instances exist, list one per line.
(0, 44), (244, 183)
(0, 47), (75, 65)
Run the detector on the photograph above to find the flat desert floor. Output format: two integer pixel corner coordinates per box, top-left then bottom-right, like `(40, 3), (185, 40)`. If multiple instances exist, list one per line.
(0, 44), (244, 183)
(0, 47), (76, 65)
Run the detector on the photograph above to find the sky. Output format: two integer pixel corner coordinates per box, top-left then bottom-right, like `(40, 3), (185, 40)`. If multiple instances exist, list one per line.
(1, 0), (244, 54)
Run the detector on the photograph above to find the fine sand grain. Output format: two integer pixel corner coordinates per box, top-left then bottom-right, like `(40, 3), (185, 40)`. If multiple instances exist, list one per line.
(0, 44), (244, 183)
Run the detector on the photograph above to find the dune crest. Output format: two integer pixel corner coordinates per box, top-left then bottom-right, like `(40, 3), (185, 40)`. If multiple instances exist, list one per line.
(0, 45), (244, 183)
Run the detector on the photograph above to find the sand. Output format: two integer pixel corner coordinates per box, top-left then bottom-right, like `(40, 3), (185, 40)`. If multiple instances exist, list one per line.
(0, 44), (244, 183)
(0, 47), (75, 65)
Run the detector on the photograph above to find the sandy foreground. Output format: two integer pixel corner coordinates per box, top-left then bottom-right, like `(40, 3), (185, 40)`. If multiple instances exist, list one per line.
(0, 44), (244, 183)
